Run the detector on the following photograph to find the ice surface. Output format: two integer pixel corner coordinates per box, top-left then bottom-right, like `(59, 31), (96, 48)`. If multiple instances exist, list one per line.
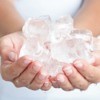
(51, 29), (93, 64)
(20, 15), (94, 76)
(22, 15), (51, 45)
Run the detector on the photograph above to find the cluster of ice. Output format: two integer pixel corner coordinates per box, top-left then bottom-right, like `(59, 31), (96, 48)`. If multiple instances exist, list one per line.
(20, 15), (94, 76)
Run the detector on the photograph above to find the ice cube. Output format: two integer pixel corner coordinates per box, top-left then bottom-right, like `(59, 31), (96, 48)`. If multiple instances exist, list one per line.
(50, 15), (73, 43)
(70, 29), (94, 51)
(56, 15), (73, 27)
(51, 29), (93, 63)
(20, 37), (43, 58)
(22, 16), (51, 44)
(43, 58), (63, 76)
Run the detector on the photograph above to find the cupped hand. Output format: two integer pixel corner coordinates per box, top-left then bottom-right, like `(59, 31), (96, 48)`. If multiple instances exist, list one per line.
(0, 32), (51, 91)
(51, 50), (100, 91)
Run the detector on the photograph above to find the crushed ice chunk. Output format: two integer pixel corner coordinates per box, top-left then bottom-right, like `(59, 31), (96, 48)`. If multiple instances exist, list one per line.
(20, 15), (94, 76)
(23, 16), (51, 45)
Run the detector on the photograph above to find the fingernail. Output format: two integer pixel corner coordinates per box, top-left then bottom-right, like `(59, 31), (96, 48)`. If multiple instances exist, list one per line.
(64, 66), (73, 76)
(39, 71), (47, 80)
(57, 75), (65, 83)
(23, 59), (31, 66)
(8, 52), (17, 61)
(74, 61), (83, 68)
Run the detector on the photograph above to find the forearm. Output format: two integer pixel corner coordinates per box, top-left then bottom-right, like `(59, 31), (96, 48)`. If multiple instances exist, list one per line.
(74, 0), (100, 36)
(0, 0), (24, 37)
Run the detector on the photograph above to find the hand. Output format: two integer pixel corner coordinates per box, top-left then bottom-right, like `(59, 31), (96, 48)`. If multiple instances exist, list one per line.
(0, 32), (51, 91)
(52, 50), (100, 91)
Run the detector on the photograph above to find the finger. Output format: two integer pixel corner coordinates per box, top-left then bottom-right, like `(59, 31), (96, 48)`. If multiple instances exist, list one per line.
(56, 74), (74, 91)
(63, 64), (90, 90)
(0, 32), (24, 61)
(1, 48), (17, 62)
(1, 56), (32, 81)
(73, 59), (100, 83)
(50, 76), (60, 88)
(13, 61), (42, 87)
(28, 69), (47, 90)
(41, 79), (52, 91)
(0, 37), (17, 61)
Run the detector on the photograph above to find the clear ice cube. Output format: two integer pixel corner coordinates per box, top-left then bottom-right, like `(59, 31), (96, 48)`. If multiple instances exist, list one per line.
(50, 15), (73, 43)
(22, 16), (51, 45)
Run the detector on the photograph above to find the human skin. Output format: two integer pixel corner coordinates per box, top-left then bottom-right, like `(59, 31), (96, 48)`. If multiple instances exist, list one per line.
(0, 32), (52, 91)
(74, 0), (100, 36)
(54, 51), (100, 91)
(0, 0), (100, 91)
(0, 0), (24, 36)
(54, 0), (100, 90)
(0, 0), (51, 91)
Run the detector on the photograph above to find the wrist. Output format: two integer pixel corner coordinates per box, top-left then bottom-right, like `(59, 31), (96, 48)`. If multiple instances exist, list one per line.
(0, 0), (25, 36)
(74, 16), (100, 37)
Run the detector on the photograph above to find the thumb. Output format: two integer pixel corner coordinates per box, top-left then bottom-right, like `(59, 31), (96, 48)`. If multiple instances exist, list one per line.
(0, 45), (18, 62)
